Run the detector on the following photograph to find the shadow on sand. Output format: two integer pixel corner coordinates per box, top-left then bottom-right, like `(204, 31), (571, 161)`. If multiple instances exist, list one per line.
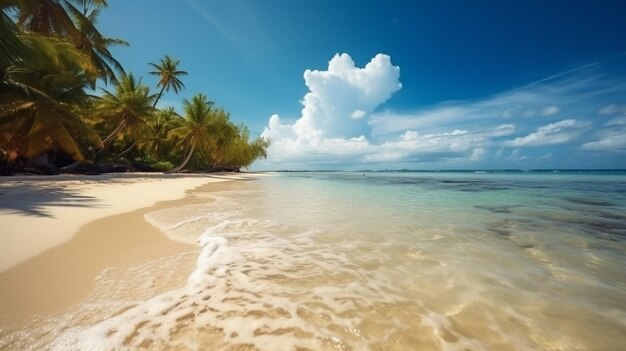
(0, 183), (102, 218)
(0, 172), (256, 218)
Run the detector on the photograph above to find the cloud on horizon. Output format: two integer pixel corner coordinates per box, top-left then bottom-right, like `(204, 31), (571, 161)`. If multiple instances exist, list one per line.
(258, 53), (626, 169)
(581, 116), (626, 152)
(502, 119), (591, 147)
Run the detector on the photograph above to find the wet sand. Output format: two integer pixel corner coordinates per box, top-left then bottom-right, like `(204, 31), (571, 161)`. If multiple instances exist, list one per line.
(0, 173), (255, 348)
(0, 197), (195, 321)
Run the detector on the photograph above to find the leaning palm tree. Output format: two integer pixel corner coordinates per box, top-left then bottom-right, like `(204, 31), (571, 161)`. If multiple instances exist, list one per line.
(0, 9), (26, 67)
(166, 94), (214, 173)
(65, 3), (127, 85)
(7, 0), (83, 39)
(139, 106), (181, 161)
(148, 55), (187, 107)
(6, 0), (108, 38)
(5, 0), (124, 84)
(94, 73), (155, 156)
(0, 44), (102, 163)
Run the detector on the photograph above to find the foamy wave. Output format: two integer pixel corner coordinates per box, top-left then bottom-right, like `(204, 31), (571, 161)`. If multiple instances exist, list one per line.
(51, 220), (246, 350)
(11, 173), (626, 350)
(167, 215), (214, 230)
(50, 215), (423, 350)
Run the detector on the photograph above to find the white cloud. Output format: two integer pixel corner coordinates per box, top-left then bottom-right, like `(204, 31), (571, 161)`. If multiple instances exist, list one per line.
(541, 105), (560, 116)
(605, 116), (626, 126)
(351, 109), (367, 119)
(469, 148), (486, 162)
(369, 106), (468, 136)
(261, 54), (515, 167)
(581, 116), (626, 151)
(259, 52), (626, 169)
(379, 125), (513, 156)
(597, 104), (626, 115)
(369, 71), (624, 137)
(581, 136), (626, 151)
(262, 53), (401, 163)
(298, 53), (401, 138)
(503, 119), (590, 147)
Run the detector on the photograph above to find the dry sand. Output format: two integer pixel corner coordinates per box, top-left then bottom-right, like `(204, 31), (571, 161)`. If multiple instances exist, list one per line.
(0, 173), (249, 271)
(0, 173), (253, 322)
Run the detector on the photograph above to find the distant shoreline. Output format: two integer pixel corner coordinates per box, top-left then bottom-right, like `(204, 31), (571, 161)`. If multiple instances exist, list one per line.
(265, 168), (626, 173)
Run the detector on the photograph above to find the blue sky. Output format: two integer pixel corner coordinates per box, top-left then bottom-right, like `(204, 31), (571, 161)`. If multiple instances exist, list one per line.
(98, 0), (626, 170)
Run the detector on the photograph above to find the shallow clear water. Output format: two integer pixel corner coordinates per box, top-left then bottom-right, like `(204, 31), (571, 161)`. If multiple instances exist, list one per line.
(57, 172), (626, 350)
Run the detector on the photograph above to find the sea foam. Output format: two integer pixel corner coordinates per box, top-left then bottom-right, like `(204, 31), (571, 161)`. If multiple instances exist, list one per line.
(40, 173), (626, 350)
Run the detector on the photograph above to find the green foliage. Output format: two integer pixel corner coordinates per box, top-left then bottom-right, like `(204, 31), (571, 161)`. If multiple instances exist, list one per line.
(94, 73), (156, 149)
(0, 2), (270, 171)
(3, 0), (124, 84)
(150, 160), (173, 172)
(139, 106), (181, 161)
(0, 29), (101, 161)
(0, 10), (27, 67)
(149, 55), (187, 107)
(166, 94), (215, 172)
(65, 3), (128, 85)
(220, 125), (270, 169)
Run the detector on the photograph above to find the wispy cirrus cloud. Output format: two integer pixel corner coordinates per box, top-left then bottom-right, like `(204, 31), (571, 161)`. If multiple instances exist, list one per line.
(582, 116), (626, 152)
(598, 104), (626, 115)
(503, 119), (591, 147)
(369, 69), (626, 138)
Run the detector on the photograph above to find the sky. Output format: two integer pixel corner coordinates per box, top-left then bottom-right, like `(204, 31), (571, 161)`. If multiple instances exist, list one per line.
(98, 0), (626, 170)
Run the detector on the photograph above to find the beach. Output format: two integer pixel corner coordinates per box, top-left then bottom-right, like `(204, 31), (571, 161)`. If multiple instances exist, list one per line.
(0, 173), (254, 349)
(4, 0), (626, 349)
(1, 171), (625, 350)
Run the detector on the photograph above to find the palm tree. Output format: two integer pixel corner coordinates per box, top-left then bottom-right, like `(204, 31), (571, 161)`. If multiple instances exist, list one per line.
(94, 73), (155, 156)
(7, 0), (83, 39)
(148, 55), (187, 108)
(140, 106), (181, 161)
(166, 94), (214, 173)
(207, 109), (237, 168)
(0, 9), (26, 67)
(220, 125), (270, 169)
(0, 46), (102, 163)
(5, 0), (124, 84)
(65, 4), (127, 85)
(6, 0), (108, 38)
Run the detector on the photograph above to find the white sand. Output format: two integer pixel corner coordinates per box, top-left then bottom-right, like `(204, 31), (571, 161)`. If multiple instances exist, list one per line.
(0, 173), (250, 272)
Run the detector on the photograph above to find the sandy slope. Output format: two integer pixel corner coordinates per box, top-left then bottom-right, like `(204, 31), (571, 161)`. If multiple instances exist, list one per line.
(0, 173), (248, 272)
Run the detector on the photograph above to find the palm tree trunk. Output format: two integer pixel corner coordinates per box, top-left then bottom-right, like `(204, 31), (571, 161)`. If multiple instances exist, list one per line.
(212, 148), (223, 169)
(166, 142), (196, 173)
(96, 122), (124, 163)
(153, 84), (166, 108)
(62, 124), (124, 170)
(96, 122), (125, 156)
(117, 141), (137, 158)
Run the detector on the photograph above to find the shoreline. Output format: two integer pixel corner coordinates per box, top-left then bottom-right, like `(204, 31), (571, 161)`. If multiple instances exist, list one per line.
(0, 172), (253, 271)
(1, 172), (624, 350)
(0, 173), (255, 338)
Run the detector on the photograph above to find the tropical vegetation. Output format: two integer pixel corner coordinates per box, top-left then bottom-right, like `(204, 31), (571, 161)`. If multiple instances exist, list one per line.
(0, 0), (269, 174)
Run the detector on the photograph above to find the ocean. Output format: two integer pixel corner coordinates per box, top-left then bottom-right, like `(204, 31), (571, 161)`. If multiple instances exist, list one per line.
(55, 171), (626, 350)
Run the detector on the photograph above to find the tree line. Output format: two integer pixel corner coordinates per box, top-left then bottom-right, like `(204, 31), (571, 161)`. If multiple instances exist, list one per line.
(0, 0), (270, 174)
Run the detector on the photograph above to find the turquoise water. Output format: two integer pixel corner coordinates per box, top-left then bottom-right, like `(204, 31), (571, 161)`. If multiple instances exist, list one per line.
(57, 171), (626, 350)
